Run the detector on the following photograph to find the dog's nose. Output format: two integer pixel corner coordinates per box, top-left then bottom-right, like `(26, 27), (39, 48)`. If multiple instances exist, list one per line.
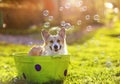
(54, 45), (58, 49)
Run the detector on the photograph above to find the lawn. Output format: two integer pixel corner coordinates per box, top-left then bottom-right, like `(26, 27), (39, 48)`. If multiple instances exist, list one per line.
(0, 21), (120, 84)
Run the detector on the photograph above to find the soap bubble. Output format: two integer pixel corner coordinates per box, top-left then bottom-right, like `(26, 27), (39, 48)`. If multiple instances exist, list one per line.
(59, 6), (64, 11)
(77, 20), (82, 25)
(106, 61), (112, 68)
(44, 22), (50, 28)
(71, 25), (75, 29)
(4, 65), (8, 69)
(85, 15), (90, 20)
(83, 43), (88, 48)
(48, 16), (53, 21)
(81, 6), (87, 12)
(86, 25), (92, 32)
(77, 45), (81, 51)
(114, 8), (119, 13)
(65, 3), (71, 9)
(101, 51), (105, 56)
(28, 42), (33, 46)
(94, 57), (99, 63)
(118, 36), (120, 39)
(94, 14), (100, 21)
(60, 21), (72, 30)
(61, 21), (66, 27)
(43, 10), (49, 16)
(64, 23), (72, 29)
(3, 23), (6, 28)
(76, 0), (83, 7)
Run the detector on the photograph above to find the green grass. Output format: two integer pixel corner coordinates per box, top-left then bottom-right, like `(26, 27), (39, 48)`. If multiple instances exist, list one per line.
(0, 22), (120, 84)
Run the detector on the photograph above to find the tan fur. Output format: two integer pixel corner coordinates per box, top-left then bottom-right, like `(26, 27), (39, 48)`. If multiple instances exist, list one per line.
(28, 28), (67, 56)
(28, 46), (44, 56)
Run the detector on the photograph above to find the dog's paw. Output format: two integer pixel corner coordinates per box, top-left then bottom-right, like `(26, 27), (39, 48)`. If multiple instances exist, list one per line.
(28, 46), (44, 56)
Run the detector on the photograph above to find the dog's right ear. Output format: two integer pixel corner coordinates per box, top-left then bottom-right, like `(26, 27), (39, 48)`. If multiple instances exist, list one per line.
(41, 30), (50, 41)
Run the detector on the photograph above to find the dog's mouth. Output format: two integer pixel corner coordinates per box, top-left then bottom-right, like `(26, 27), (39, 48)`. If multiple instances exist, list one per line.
(55, 49), (58, 52)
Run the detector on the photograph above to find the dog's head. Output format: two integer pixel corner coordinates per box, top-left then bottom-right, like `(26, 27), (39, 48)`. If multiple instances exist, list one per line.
(42, 28), (66, 52)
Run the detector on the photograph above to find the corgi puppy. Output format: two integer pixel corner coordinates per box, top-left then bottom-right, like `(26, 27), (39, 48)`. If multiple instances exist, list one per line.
(28, 28), (68, 56)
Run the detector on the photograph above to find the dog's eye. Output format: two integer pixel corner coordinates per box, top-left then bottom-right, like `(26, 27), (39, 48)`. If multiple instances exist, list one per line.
(50, 40), (53, 43)
(57, 39), (60, 43)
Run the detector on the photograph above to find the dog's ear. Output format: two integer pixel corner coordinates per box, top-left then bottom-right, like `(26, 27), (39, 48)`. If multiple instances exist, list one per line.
(59, 28), (66, 39)
(41, 30), (50, 41)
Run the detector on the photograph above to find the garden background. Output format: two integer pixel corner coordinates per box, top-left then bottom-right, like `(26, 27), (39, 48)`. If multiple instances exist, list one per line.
(0, 0), (120, 84)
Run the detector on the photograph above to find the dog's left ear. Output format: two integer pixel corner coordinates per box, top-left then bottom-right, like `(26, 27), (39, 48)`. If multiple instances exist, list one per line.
(59, 28), (66, 39)
(41, 30), (50, 41)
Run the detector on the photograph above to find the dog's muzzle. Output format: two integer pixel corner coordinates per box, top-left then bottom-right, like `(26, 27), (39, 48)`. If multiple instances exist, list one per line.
(50, 45), (62, 52)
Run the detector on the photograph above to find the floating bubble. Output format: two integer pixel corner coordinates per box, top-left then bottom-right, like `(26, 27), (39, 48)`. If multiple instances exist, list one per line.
(43, 10), (49, 16)
(81, 6), (87, 11)
(118, 36), (120, 39)
(28, 42), (33, 46)
(61, 21), (66, 27)
(64, 23), (72, 29)
(44, 22), (50, 28)
(114, 8), (119, 13)
(29, 25), (37, 29)
(76, 0), (83, 7)
(85, 15), (90, 20)
(71, 25), (75, 29)
(83, 43), (88, 48)
(48, 16), (53, 21)
(94, 57), (99, 63)
(94, 14), (100, 21)
(104, 2), (113, 9)
(4, 65), (8, 69)
(86, 25), (92, 32)
(77, 20), (82, 25)
(77, 45), (81, 51)
(3, 23), (6, 28)
(106, 61), (112, 68)
(95, 40), (100, 47)
(65, 3), (71, 9)
(59, 6), (64, 11)
(101, 51), (105, 56)
(81, 6), (87, 12)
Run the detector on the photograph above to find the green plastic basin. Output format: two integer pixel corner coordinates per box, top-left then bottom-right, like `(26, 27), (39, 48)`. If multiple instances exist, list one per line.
(14, 53), (70, 83)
